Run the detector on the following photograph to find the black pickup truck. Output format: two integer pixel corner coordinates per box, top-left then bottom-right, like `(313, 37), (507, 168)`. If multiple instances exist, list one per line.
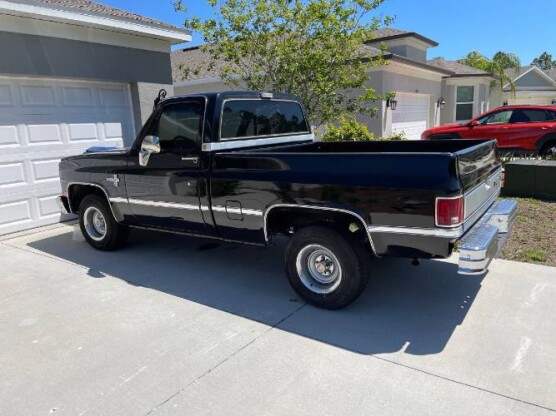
(58, 91), (517, 309)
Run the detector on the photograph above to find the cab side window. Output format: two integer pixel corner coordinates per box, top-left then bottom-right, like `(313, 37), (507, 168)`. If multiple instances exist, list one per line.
(155, 102), (202, 153)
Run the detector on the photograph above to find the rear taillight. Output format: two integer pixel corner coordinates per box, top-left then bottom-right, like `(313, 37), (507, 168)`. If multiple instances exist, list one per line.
(436, 196), (464, 227)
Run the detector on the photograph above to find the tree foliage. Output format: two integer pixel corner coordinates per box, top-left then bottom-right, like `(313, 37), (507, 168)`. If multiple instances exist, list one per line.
(175, 0), (392, 125)
(460, 50), (521, 97)
(531, 52), (556, 70)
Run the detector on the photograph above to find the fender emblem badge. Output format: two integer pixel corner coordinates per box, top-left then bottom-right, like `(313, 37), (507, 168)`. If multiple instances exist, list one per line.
(106, 174), (120, 187)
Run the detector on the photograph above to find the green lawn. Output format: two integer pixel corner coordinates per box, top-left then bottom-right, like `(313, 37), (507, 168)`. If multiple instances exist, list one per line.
(500, 198), (556, 267)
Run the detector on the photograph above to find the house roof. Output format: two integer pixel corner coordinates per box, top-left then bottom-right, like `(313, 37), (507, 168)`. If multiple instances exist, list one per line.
(4, 0), (190, 38)
(172, 44), (458, 84)
(427, 58), (492, 77)
(505, 65), (556, 82)
(368, 28), (439, 47)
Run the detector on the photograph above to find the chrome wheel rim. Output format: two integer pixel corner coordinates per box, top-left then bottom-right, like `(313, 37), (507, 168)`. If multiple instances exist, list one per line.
(83, 206), (107, 241)
(296, 244), (342, 294)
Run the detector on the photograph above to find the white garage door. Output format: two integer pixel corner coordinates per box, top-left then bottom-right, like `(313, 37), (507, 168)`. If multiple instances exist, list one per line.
(0, 77), (134, 236)
(391, 93), (430, 140)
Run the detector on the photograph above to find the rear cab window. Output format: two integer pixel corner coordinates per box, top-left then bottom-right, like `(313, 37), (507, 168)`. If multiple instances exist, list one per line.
(220, 99), (310, 140)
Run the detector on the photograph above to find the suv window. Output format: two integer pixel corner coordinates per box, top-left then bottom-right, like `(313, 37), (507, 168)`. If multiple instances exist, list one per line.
(155, 102), (202, 153)
(221, 100), (309, 140)
(478, 110), (513, 125)
(520, 109), (552, 122)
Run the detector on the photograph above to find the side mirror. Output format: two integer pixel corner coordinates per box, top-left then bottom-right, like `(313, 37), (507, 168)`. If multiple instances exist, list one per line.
(468, 120), (479, 127)
(139, 135), (161, 166)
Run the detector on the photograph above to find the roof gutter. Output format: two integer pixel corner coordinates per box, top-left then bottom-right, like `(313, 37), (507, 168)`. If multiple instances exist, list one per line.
(0, 0), (192, 44)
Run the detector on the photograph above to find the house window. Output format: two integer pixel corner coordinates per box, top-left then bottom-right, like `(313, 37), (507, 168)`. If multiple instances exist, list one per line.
(456, 86), (474, 122)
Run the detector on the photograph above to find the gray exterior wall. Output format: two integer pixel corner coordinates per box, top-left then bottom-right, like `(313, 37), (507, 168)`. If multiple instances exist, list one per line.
(515, 70), (554, 88)
(131, 83), (174, 133)
(0, 31), (172, 84)
(387, 45), (427, 63)
(440, 80), (456, 125)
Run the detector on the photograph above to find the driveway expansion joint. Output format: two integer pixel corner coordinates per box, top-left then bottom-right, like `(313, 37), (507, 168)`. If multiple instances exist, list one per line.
(144, 303), (308, 415)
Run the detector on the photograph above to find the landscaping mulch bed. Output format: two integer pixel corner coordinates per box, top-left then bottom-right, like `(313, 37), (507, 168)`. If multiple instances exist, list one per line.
(500, 198), (556, 267)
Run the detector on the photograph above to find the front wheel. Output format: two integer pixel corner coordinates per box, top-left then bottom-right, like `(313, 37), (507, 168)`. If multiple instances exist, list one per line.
(79, 194), (129, 251)
(285, 226), (371, 309)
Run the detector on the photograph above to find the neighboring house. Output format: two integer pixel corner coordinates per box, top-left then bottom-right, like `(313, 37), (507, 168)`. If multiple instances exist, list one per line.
(497, 65), (556, 106)
(172, 28), (495, 139)
(0, 0), (191, 236)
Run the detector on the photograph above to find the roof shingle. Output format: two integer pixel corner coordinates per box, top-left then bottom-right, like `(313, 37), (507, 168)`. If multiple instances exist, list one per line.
(27, 0), (183, 31)
(427, 58), (491, 76)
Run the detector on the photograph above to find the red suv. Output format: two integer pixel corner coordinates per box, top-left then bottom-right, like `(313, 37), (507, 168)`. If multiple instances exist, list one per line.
(421, 105), (556, 156)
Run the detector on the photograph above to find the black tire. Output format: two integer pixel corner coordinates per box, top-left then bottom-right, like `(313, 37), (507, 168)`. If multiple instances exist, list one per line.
(540, 141), (556, 158)
(284, 226), (371, 309)
(79, 194), (129, 251)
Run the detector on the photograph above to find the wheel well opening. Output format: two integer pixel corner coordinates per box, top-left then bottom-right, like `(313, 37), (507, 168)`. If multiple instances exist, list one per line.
(266, 207), (371, 246)
(68, 184), (106, 213)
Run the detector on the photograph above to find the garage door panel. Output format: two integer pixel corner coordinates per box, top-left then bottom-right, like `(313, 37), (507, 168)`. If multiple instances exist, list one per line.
(62, 86), (95, 107)
(0, 77), (132, 236)
(0, 162), (26, 187)
(0, 84), (14, 106)
(21, 85), (57, 107)
(0, 199), (32, 227)
(0, 125), (18, 146)
(32, 158), (61, 182)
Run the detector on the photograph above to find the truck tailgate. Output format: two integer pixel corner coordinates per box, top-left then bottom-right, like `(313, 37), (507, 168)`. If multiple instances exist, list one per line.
(456, 140), (502, 228)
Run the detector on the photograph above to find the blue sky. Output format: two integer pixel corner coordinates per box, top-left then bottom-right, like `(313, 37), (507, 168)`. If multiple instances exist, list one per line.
(102, 0), (554, 65)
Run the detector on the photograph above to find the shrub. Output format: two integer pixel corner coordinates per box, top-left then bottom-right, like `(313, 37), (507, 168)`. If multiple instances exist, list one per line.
(321, 117), (375, 142)
(321, 117), (408, 142)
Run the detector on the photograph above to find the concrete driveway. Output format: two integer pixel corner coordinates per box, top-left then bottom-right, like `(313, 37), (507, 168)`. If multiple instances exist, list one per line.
(1, 223), (555, 416)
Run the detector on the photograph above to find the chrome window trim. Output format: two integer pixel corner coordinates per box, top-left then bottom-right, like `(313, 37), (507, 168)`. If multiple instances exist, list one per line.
(263, 204), (378, 256)
(202, 134), (314, 152)
(218, 98), (311, 142)
(67, 182), (119, 222)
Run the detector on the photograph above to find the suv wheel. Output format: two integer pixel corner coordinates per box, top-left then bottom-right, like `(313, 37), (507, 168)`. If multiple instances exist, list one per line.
(285, 226), (371, 309)
(541, 141), (556, 158)
(79, 194), (129, 251)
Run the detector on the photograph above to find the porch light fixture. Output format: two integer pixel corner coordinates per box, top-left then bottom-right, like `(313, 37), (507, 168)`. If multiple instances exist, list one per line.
(552, 99), (556, 105)
(437, 97), (446, 109)
(387, 98), (397, 110)
(503, 100), (508, 106)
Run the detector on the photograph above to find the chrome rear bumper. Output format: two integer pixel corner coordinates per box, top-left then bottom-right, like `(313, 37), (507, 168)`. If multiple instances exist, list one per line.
(458, 199), (518, 275)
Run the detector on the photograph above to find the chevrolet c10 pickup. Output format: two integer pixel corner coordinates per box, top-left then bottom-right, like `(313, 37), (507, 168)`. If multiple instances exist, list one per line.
(58, 91), (517, 309)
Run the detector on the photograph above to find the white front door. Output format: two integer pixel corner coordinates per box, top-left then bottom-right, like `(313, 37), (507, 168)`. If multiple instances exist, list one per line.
(391, 92), (430, 140)
(0, 77), (134, 236)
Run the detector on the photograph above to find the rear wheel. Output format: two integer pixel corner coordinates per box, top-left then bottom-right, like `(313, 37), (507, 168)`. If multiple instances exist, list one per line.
(285, 226), (371, 309)
(79, 194), (129, 251)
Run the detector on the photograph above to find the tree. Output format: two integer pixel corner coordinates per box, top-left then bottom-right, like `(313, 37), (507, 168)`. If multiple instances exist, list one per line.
(531, 52), (556, 70)
(460, 50), (521, 97)
(175, 0), (392, 126)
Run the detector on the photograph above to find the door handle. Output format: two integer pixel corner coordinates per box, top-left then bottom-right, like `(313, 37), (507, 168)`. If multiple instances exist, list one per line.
(181, 157), (199, 164)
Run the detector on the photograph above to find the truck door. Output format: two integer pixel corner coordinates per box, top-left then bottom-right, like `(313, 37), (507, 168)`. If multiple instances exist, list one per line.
(125, 98), (206, 233)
